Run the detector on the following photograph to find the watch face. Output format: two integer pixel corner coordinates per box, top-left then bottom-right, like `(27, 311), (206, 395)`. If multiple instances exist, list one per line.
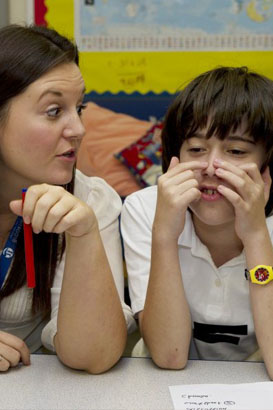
(255, 267), (270, 283)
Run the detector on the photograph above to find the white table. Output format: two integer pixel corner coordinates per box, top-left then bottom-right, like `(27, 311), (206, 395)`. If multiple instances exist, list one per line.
(0, 356), (270, 410)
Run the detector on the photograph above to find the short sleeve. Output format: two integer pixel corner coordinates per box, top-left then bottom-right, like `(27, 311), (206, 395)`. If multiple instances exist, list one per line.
(266, 215), (273, 241)
(121, 186), (157, 315)
(41, 171), (136, 351)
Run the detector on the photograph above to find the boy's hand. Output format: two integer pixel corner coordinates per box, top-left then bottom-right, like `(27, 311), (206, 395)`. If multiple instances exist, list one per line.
(153, 157), (208, 241)
(214, 160), (271, 242)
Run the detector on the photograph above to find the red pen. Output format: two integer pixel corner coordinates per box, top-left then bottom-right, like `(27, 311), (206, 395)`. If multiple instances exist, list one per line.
(22, 189), (36, 288)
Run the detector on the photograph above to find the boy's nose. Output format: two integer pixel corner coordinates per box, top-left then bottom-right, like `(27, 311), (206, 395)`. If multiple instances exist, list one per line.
(202, 153), (219, 177)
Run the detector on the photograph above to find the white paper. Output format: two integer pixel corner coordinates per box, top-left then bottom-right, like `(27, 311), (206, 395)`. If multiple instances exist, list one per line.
(169, 382), (273, 410)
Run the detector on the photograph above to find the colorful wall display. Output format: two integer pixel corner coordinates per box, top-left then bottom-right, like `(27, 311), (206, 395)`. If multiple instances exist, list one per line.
(42, 0), (273, 94)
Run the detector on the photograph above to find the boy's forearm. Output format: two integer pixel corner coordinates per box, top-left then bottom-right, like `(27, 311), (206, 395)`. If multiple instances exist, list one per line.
(244, 228), (273, 379)
(142, 235), (191, 369)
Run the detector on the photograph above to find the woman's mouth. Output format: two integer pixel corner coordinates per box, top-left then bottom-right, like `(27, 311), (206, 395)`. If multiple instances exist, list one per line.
(56, 149), (76, 162)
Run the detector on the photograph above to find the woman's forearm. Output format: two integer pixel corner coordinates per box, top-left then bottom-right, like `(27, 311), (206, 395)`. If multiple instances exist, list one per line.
(54, 226), (127, 374)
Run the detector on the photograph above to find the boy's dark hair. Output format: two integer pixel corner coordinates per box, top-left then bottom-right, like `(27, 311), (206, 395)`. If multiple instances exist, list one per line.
(0, 24), (78, 312)
(161, 66), (273, 215)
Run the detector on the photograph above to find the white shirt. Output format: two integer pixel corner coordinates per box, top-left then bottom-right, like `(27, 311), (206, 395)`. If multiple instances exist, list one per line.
(121, 185), (273, 361)
(0, 170), (135, 352)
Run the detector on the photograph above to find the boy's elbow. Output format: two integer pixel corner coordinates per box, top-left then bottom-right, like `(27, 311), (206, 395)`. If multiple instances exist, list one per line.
(151, 350), (188, 370)
(264, 363), (273, 381)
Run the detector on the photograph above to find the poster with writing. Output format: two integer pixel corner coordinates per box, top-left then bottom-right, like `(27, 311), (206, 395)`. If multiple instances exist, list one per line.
(45, 0), (273, 93)
(74, 0), (273, 51)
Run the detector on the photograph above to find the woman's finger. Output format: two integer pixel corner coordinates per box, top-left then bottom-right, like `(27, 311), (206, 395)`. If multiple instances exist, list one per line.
(37, 196), (76, 233)
(0, 331), (30, 366)
(0, 354), (10, 371)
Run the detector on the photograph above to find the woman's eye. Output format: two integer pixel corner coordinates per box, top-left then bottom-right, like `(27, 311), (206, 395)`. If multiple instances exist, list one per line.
(77, 103), (87, 116)
(47, 107), (61, 117)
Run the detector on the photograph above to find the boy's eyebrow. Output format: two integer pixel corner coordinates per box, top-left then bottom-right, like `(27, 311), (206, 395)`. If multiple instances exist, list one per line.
(227, 136), (256, 145)
(189, 133), (256, 145)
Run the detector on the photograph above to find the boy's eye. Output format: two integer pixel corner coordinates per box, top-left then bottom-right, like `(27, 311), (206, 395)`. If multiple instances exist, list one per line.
(47, 107), (61, 117)
(228, 149), (246, 155)
(188, 147), (206, 153)
(77, 103), (87, 116)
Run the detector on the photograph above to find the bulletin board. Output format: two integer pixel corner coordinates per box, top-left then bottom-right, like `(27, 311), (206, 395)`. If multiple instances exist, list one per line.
(42, 0), (273, 95)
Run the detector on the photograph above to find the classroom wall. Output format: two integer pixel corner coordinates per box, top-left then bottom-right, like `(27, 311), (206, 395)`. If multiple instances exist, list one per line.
(0, 0), (9, 27)
(5, 1), (273, 97)
(8, 0), (33, 25)
(43, 0), (273, 95)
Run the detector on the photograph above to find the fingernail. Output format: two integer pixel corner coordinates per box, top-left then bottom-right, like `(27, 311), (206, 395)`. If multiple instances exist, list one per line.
(216, 168), (223, 174)
(214, 158), (223, 165)
(24, 216), (31, 224)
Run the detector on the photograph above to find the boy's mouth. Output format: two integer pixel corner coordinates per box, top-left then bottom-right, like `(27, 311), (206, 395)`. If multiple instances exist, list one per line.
(201, 188), (218, 195)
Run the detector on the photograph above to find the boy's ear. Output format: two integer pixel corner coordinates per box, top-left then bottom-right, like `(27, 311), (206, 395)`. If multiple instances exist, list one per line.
(260, 164), (266, 173)
(260, 157), (270, 174)
(261, 166), (272, 202)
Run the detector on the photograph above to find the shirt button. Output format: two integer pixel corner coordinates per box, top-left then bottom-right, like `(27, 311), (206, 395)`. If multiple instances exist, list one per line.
(215, 278), (221, 287)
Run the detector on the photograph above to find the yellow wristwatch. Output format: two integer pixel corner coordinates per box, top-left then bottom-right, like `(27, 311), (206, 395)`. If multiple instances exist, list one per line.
(245, 265), (273, 285)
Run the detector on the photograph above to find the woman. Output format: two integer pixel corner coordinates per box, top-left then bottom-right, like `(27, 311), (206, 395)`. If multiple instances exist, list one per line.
(0, 24), (134, 373)
(121, 66), (273, 379)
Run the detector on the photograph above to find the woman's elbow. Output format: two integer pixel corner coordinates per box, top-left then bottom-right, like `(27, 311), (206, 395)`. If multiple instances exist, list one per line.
(57, 347), (124, 374)
(55, 336), (126, 374)
(83, 351), (123, 374)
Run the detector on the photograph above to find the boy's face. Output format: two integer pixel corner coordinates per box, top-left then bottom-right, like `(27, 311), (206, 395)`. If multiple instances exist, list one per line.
(179, 120), (266, 228)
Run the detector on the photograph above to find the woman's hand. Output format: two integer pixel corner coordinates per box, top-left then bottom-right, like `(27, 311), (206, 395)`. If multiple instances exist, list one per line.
(0, 331), (30, 372)
(215, 160), (272, 243)
(9, 184), (97, 237)
(153, 157), (208, 241)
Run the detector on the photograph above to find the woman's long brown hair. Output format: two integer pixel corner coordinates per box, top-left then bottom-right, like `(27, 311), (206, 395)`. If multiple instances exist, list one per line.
(0, 25), (79, 313)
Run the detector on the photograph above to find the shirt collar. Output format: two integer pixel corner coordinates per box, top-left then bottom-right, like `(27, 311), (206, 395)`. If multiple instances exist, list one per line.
(177, 210), (245, 266)
(178, 210), (196, 248)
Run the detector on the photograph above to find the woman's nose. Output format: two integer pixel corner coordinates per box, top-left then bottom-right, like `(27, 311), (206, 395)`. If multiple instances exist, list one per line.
(63, 114), (85, 140)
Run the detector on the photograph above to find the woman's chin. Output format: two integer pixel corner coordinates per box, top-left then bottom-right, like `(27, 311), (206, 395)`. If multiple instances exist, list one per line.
(45, 172), (74, 186)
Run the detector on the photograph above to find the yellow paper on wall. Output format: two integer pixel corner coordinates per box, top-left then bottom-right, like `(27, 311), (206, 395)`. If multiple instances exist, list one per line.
(45, 0), (273, 94)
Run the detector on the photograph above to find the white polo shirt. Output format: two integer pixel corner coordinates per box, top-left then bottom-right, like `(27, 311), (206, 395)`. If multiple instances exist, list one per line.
(121, 185), (273, 361)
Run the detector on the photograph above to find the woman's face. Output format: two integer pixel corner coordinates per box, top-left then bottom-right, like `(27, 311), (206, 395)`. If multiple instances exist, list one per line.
(0, 62), (86, 187)
(179, 121), (266, 227)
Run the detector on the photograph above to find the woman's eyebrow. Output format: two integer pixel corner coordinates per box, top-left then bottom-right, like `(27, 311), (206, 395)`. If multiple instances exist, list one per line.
(38, 89), (63, 101)
(38, 87), (86, 101)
